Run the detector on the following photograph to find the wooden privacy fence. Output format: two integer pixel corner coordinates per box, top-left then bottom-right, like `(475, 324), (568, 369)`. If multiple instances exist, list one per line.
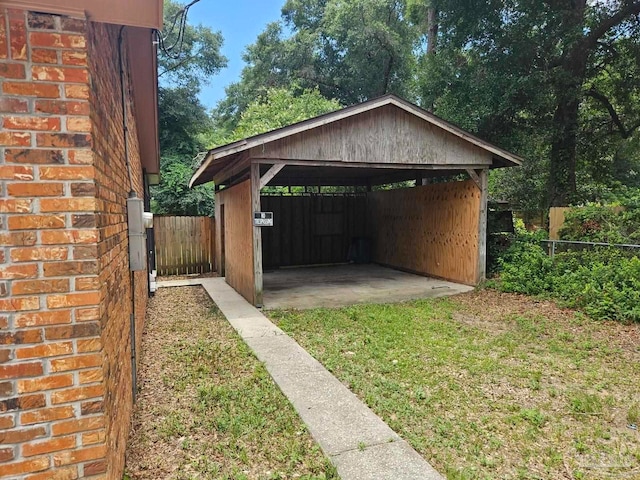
(154, 216), (215, 276)
(549, 207), (571, 240)
(549, 206), (625, 239)
(261, 194), (368, 269)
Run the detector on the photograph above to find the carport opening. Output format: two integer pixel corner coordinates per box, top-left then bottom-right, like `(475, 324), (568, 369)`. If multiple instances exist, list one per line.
(258, 169), (482, 309)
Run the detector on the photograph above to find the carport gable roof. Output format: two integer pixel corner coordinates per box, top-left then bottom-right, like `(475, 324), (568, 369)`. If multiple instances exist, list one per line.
(190, 94), (523, 187)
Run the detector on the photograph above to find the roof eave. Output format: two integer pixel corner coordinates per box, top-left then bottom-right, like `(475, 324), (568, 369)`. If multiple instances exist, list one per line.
(190, 94), (524, 186)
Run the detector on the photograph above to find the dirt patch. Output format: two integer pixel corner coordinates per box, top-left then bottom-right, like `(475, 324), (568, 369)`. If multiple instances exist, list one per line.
(453, 289), (640, 356)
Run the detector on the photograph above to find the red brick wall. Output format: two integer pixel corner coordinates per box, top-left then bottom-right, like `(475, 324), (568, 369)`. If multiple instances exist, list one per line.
(0, 8), (147, 479)
(86, 20), (147, 479)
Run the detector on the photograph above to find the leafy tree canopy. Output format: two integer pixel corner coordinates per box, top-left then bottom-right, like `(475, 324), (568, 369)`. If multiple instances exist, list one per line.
(152, 0), (227, 216)
(232, 87), (342, 140)
(158, 0), (227, 89)
(215, 0), (419, 131)
(418, 0), (640, 208)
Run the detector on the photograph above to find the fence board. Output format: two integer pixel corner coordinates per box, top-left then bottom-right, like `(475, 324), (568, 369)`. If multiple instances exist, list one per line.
(154, 216), (215, 276)
(261, 194), (368, 269)
(549, 207), (571, 240)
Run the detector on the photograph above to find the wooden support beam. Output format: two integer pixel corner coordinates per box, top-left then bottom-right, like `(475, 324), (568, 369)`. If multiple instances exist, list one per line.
(466, 168), (482, 189)
(210, 152), (250, 186)
(253, 158), (492, 170)
(476, 169), (488, 284)
(250, 163), (264, 307)
(259, 164), (286, 190)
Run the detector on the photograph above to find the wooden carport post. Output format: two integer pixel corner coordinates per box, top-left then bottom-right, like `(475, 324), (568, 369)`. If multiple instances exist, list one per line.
(467, 168), (489, 283)
(251, 162), (287, 307)
(250, 163), (263, 307)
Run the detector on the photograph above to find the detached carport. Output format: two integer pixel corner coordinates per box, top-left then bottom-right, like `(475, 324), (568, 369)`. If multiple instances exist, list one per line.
(190, 95), (522, 307)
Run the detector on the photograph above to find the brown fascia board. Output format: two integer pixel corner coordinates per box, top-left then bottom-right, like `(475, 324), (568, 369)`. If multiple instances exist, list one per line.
(191, 94), (524, 187)
(3, 2), (162, 173)
(2, 0), (163, 29)
(127, 27), (160, 175)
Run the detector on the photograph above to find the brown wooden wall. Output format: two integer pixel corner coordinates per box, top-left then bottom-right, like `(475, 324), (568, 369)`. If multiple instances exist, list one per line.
(215, 180), (255, 303)
(154, 216), (215, 275)
(367, 180), (480, 285)
(261, 195), (367, 269)
(250, 104), (493, 167)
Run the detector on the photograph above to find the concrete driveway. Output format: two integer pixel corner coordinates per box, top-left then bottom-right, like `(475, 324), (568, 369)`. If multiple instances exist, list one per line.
(262, 263), (474, 310)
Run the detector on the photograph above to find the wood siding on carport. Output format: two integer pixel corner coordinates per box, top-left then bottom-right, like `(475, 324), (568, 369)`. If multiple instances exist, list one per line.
(368, 180), (480, 285)
(250, 104), (493, 167)
(261, 195), (367, 269)
(215, 180), (255, 303)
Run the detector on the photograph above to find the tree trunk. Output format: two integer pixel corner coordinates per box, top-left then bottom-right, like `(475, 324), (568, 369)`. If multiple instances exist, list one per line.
(546, 0), (640, 206)
(548, 89), (580, 206)
(547, 0), (586, 207)
(424, 7), (438, 112)
(427, 7), (438, 55)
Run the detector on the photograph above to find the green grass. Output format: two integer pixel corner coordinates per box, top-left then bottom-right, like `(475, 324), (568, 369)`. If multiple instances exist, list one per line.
(268, 290), (640, 480)
(126, 287), (338, 480)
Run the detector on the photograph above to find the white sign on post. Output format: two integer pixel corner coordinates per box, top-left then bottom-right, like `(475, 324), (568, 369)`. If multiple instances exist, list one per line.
(253, 211), (274, 227)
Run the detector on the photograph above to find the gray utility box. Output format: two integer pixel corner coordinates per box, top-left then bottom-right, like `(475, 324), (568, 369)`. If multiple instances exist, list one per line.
(127, 196), (147, 271)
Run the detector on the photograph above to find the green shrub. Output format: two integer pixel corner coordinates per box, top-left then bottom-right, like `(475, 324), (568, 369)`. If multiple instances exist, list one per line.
(490, 200), (640, 323)
(559, 199), (640, 244)
(498, 242), (553, 295)
(559, 204), (622, 243)
(493, 246), (640, 323)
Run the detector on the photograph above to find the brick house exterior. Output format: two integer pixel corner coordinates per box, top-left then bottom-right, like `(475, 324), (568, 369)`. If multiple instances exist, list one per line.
(1, 2), (161, 478)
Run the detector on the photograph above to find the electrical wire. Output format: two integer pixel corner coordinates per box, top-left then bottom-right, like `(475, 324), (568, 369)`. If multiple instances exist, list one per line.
(155, 0), (202, 60)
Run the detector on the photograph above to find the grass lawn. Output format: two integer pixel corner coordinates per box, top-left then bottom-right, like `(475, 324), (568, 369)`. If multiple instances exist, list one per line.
(269, 289), (640, 480)
(126, 286), (337, 480)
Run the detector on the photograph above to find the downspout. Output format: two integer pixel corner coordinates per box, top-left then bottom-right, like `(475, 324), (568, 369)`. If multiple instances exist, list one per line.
(118, 26), (137, 403)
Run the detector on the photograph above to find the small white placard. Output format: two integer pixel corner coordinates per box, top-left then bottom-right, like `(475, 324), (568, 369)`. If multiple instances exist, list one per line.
(253, 211), (274, 227)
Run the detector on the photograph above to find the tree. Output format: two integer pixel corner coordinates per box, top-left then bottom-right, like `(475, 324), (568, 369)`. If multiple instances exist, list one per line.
(151, 155), (215, 216)
(215, 0), (419, 131)
(158, 83), (211, 157)
(418, 0), (640, 207)
(205, 86), (341, 147)
(157, 0), (226, 89)
(153, 86), (215, 216)
(151, 0), (227, 216)
(233, 87), (341, 139)
(545, 1), (640, 206)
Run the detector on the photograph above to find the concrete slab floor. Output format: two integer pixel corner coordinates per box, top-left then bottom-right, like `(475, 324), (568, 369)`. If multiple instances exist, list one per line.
(263, 263), (474, 310)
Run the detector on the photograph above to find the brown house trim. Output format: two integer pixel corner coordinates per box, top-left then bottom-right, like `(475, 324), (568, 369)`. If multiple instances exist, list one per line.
(1, 0), (163, 28)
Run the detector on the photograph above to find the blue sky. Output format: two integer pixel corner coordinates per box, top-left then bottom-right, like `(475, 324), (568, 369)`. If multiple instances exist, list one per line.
(186, 0), (285, 110)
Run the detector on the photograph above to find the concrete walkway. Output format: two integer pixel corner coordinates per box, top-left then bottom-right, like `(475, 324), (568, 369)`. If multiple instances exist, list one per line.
(157, 277), (444, 480)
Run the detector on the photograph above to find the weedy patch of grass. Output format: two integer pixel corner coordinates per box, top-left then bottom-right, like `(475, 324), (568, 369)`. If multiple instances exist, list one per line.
(126, 286), (337, 480)
(627, 402), (640, 425)
(269, 290), (640, 480)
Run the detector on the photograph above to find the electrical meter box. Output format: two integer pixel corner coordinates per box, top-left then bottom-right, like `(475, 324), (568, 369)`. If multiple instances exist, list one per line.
(127, 196), (147, 271)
